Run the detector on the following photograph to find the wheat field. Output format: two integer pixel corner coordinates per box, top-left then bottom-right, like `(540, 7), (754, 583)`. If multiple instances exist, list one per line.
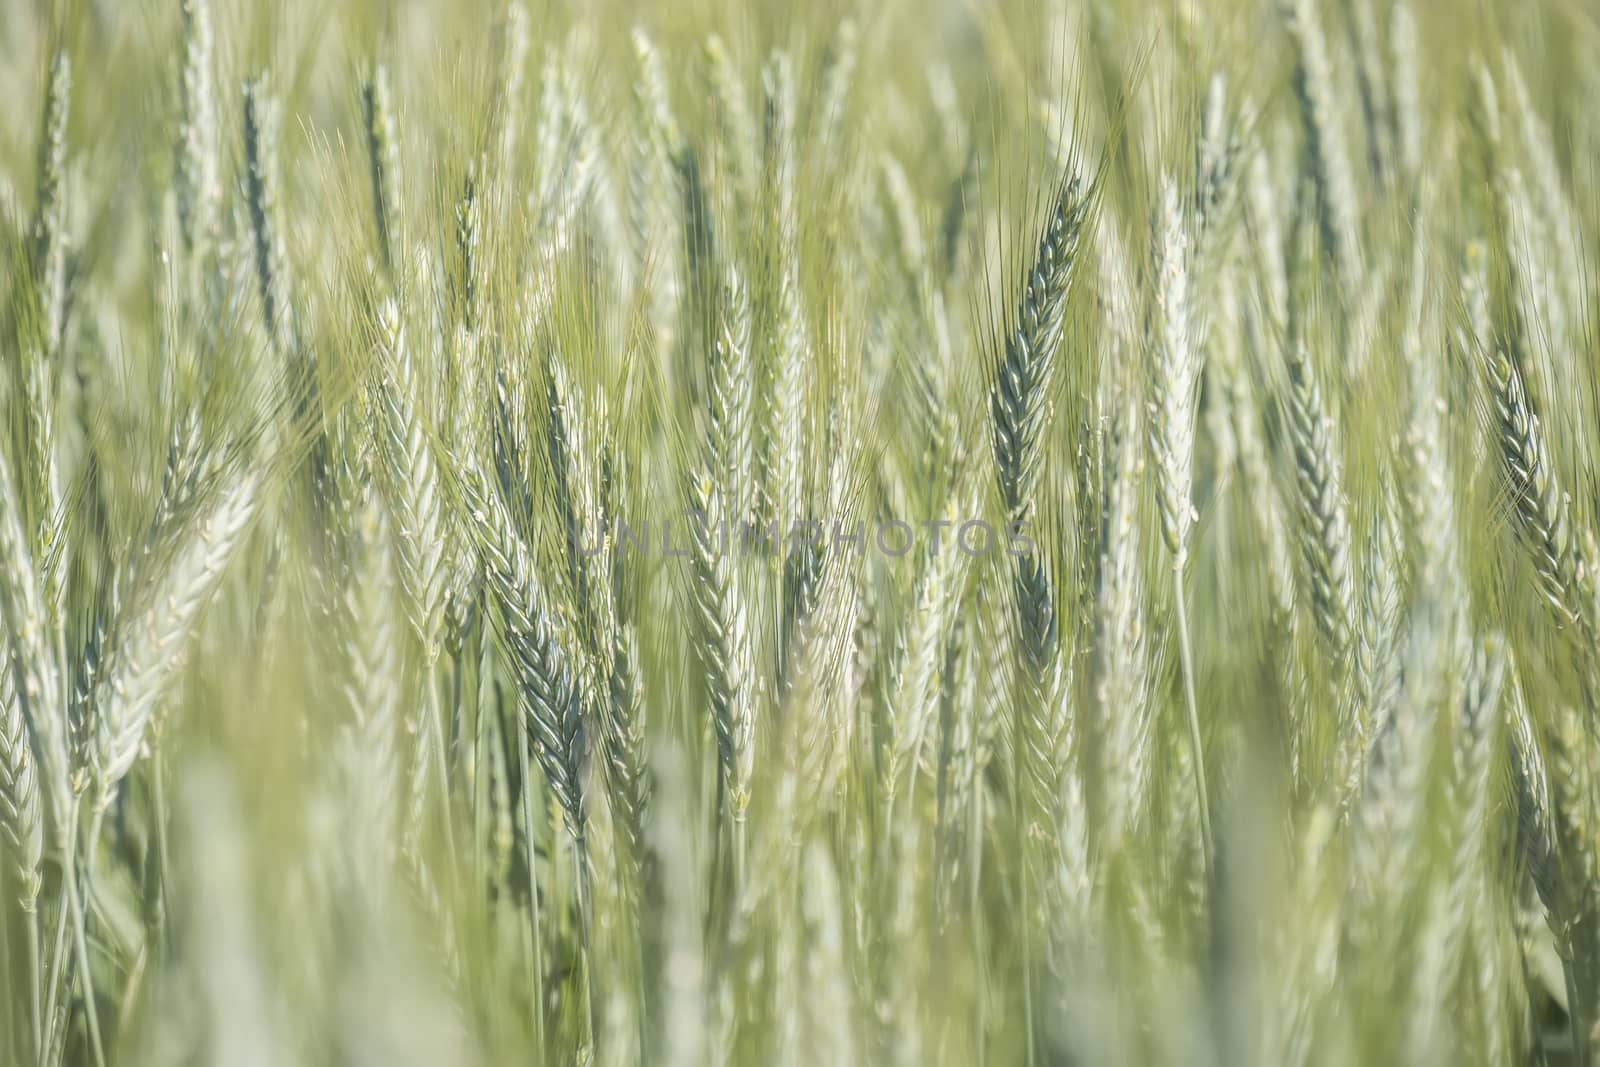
(2, 0), (1599, 1063)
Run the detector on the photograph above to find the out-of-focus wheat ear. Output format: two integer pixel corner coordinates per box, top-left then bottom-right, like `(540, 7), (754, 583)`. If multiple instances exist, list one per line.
(939, 144), (979, 286)
(1388, 3), (1421, 182)
(543, 353), (604, 623)
(465, 475), (588, 845)
(93, 468), (260, 810)
(1346, 495), (1401, 792)
(650, 746), (708, 1067)
(1471, 64), (1564, 416)
(1192, 75), (1243, 270)
(676, 143), (718, 345)
(0, 645), (43, 908)
(1231, 308), (1297, 628)
(633, 27), (682, 159)
(1245, 149), (1290, 332)
(883, 496), (971, 807)
(704, 34), (757, 211)
(1505, 665), (1600, 1062)
(932, 612), (976, 921)
(494, 1), (529, 178)
(1401, 250), (1464, 606)
(0, 447), (69, 845)
(880, 153), (927, 285)
(758, 49), (790, 238)
(243, 74), (297, 361)
(813, 18), (859, 161)
(758, 51), (806, 527)
(476, 641), (516, 889)
(175, 0), (219, 256)
(798, 842), (858, 1066)
(1344, 0), (1394, 184)
(1501, 49), (1582, 329)
(175, 764), (291, 1067)
(688, 474), (753, 824)
(337, 486), (403, 866)
(602, 621), (648, 878)
(1447, 635), (1506, 905)
(1281, 0), (1361, 284)
(1283, 339), (1356, 668)
(374, 300), (448, 665)
(762, 257), (807, 528)
(31, 49), (70, 360)
(362, 63), (403, 277)
(780, 463), (864, 812)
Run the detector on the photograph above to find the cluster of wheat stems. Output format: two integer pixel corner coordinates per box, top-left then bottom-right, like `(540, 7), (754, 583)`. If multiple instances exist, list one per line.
(2, 0), (1600, 1063)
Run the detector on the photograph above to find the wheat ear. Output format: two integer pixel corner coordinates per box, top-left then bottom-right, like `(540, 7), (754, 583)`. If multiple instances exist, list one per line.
(93, 468), (260, 809)
(175, 0), (219, 256)
(1147, 174), (1212, 865)
(1282, 0), (1361, 283)
(362, 63), (403, 276)
(374, 299), (448, 664)
(466, 476), (588, 845)
(0, 638), (43, 908)
(31, 50), (70, 359)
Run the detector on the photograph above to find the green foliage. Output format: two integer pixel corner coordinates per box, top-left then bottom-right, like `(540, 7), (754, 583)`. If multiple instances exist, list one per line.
(2, 1), (1599, 1064)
